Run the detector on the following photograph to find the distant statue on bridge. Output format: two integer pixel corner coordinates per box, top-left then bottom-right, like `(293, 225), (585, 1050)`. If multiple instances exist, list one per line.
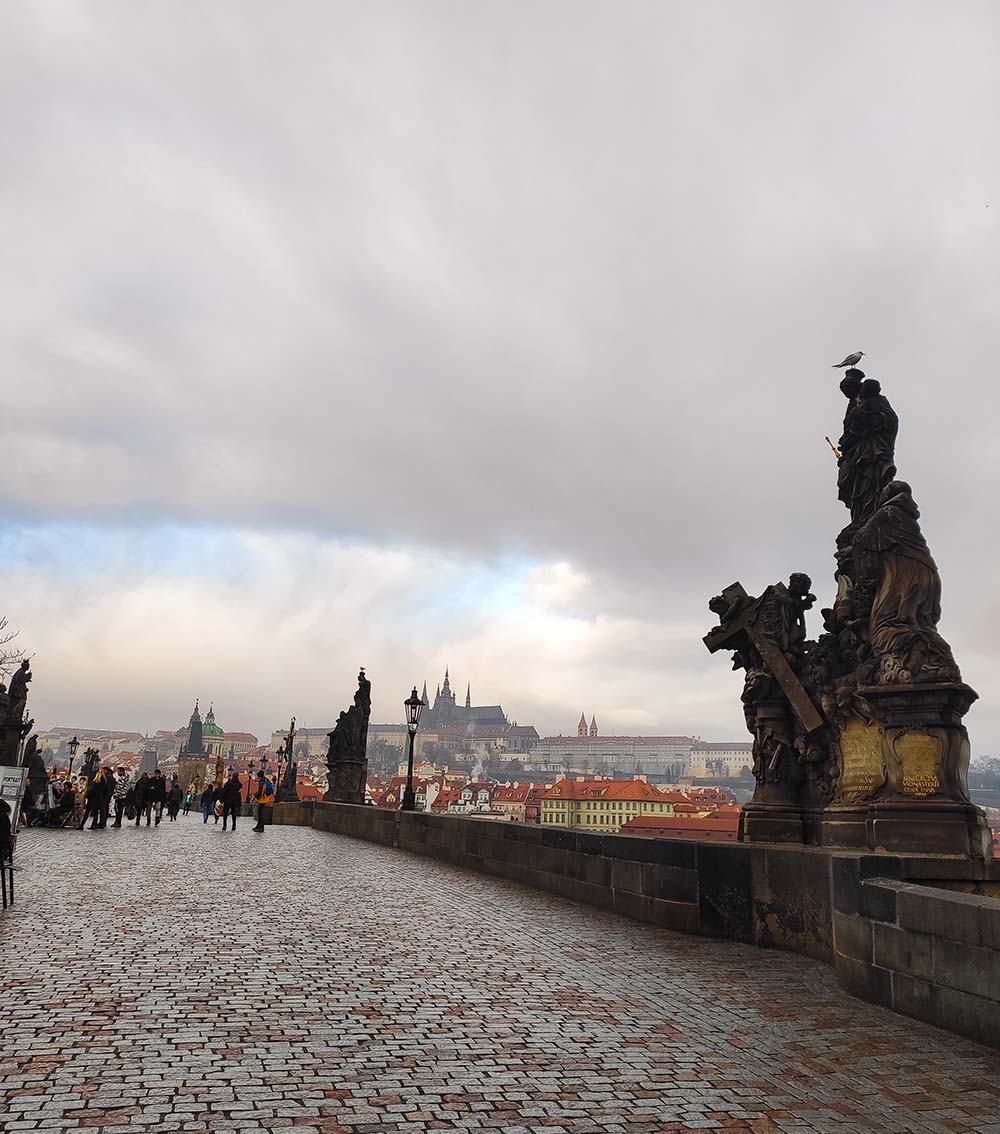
(325, 668), (372, 805)
(0, 659), (33, 763)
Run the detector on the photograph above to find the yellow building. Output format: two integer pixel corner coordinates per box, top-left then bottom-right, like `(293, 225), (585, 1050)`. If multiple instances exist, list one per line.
(540, 778), (681, 832)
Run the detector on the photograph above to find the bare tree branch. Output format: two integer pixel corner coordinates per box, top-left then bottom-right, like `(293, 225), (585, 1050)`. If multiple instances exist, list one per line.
(0, 616), (25, 678)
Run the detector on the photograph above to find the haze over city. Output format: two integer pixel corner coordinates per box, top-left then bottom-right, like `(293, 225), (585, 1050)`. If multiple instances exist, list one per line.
(2, 2), (999, 747)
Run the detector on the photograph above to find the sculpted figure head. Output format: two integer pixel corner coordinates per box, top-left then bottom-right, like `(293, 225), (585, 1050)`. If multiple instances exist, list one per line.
(840, 372), (863, 399)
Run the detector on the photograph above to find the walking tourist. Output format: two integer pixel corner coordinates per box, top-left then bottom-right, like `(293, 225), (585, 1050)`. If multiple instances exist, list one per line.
(148, 769), (167, 825)
(200, 783), (215, 824)
(182, 790), (193, 816)
(134, 772), (152, 827)
(111, 768), (130, 827)
(80, 769), (107, 830)
(252, 768), (276, 833)
(97, 766), (116, 829)
(166, 778), (182, 821)
(220, 772), (242, 831)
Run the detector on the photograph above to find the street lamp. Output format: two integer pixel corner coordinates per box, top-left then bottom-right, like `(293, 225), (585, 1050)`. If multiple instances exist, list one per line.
(274, 742), (286, 796)
(245, 759), (257, 805)
(68, 735), (79, 777)
(401, 686), (423, 811)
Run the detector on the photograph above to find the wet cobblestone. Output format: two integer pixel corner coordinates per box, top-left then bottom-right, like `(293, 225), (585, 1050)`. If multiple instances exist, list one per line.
(2, 821), (999, 1133)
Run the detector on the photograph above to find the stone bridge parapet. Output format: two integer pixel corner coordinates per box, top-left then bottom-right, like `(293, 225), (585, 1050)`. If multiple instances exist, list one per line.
(272, 799), (1000, 1046)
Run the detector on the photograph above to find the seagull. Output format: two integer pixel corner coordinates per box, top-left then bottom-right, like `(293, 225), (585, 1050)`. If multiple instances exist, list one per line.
(833, 351), (865, 368)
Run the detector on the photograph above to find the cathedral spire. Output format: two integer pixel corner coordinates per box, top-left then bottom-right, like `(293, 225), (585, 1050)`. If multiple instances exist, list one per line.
(590, 715), (598, 737)
(465, 682), (471, 709)
(578, 712), (588, 737)
(421, 680), (429, 706)
(186, 699), (204, 755)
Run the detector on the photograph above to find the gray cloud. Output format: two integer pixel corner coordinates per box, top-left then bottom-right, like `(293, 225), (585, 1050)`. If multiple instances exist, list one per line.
(2, 2), (1000, 744)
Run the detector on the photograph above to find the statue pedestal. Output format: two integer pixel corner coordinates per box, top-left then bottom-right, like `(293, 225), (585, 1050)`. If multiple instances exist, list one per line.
(740, 802), (803, 844)
(740, 698), (805, 844)
(324, 756), (367, 805)
(822, 683), (991, 858)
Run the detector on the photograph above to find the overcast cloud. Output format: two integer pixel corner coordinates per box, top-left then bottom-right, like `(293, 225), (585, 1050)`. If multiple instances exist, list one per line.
(2, 2), (999, 745)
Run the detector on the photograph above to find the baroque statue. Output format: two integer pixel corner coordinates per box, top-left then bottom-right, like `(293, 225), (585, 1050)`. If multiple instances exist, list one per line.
(705, 363), (987, 857)
(324, 668), (372, 805)
(0, 658), (33, 765)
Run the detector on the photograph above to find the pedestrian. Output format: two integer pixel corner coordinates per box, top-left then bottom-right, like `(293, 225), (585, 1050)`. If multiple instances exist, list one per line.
(81, 769), (106, 830)
(252, 768), (276, 833)
(111, 768), (130, 828)
(182, 790), (193, 816)
(166, 778), (182, 822)
(200, 783), (215, 824)
(220, 772), (242, 831)
(148, 769), (167, 825)
(97, 766), (115, 829)
(123, 782), (137, 824)
(134, 772), (152, 827)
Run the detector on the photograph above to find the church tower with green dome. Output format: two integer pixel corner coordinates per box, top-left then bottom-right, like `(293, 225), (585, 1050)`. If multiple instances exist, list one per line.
(202, 704), (225, 755)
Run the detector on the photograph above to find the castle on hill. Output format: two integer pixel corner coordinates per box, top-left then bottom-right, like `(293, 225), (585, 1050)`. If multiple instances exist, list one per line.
(419, 669), (508, 730)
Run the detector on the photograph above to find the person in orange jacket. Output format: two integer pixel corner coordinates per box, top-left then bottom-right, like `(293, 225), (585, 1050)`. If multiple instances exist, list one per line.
(252, 769), (275, 832)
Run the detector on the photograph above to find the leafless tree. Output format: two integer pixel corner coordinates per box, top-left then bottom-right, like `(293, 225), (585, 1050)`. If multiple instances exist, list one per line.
(0, 616), (25, 678)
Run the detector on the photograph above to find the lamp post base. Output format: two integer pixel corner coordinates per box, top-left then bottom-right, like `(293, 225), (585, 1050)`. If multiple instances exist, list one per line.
(401, 788), (416, 811)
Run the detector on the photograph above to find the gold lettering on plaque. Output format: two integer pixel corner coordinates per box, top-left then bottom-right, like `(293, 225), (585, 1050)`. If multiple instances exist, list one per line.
(897, 731), (941, 797)
(837, 716), (885, 802)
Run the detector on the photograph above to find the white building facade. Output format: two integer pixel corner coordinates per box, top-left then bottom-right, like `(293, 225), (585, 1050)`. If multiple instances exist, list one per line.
(688, 741), (753, 778)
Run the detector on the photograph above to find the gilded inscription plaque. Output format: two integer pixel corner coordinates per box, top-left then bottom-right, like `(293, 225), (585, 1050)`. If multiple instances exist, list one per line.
(837, 716), (885, 802)
(896, 731), (941, 796)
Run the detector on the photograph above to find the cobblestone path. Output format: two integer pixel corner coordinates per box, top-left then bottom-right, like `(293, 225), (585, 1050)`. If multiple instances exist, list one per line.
(2, 821), (999, 1134)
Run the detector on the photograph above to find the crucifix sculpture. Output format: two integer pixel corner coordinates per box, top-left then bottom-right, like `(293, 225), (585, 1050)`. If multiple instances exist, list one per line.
(704, 581), (823, 735)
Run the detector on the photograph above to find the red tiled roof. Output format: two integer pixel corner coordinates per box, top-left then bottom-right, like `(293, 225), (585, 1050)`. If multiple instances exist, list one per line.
(432, 788), (462, 810)
(542, 778), (673, 803)
(621, 811), (740, 841)
(493, 785), (531, 803)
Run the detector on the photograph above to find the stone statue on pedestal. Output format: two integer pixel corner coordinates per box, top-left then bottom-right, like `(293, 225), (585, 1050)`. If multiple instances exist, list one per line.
(705, 365), (988, 857)
(22, 735), (49, 799)
(0, 659), (33, 765)
(324, 668), (372, 805)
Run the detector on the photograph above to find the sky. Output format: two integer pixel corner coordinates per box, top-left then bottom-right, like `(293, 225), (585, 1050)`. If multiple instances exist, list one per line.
(2, 2), (999, 747)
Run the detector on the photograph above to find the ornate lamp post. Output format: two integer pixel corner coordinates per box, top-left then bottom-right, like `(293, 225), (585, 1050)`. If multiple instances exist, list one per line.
(67, 735), (79, 777)
(273, 744), (285, 796)
(245, 759), (257, 805)
(401, 687), (423, 811)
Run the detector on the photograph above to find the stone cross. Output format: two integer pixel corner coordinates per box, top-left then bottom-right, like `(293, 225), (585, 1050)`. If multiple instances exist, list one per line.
(703, 582), (824, 734)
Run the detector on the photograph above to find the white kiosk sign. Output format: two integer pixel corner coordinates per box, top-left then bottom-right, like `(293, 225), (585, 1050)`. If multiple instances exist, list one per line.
(0, 765), (28, 829)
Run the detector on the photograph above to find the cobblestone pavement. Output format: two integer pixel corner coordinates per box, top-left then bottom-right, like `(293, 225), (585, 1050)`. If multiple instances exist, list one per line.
(2, 822), (999, 1134)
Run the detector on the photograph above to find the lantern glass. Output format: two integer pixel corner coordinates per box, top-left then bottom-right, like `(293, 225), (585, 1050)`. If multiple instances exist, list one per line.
(405, 687), (423, 733)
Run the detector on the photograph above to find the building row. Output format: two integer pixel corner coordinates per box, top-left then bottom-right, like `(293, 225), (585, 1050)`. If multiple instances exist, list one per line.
(365, 768), (737, 837)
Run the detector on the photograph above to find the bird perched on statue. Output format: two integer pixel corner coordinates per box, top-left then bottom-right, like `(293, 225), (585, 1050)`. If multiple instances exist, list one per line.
(833, 351), (865, 368)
